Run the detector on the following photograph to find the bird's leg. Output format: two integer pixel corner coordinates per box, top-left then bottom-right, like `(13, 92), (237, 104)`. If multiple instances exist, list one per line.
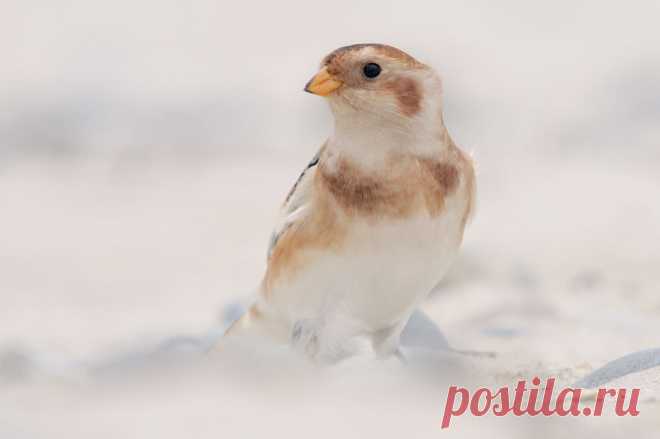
(291, 317), (375, 364)
(370, 320), (407, 359)
(290, 319), (321, 358)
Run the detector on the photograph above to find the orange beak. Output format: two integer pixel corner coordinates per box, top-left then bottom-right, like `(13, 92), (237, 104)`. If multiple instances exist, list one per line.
(304, 66), (342, 96)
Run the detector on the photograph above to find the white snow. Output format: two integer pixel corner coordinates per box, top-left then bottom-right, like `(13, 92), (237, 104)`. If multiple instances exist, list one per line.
(1, 0), (660, 436)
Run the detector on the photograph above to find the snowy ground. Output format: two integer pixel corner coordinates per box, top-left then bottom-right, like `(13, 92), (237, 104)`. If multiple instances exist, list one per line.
(1, 156), (659, 438)
(1, 0), (660, 437)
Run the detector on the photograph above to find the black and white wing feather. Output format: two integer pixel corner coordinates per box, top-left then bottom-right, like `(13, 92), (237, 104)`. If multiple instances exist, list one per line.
(267, 149), (321, 258)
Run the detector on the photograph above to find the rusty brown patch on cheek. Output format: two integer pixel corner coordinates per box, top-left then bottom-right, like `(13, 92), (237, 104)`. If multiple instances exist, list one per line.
(385, 77), (422, 116)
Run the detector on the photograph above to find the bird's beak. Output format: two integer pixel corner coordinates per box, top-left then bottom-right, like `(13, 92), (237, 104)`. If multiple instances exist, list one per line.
(304, 67), (342, 96)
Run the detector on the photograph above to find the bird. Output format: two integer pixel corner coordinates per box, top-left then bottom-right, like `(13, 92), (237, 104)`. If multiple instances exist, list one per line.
(224, 43), (476, 363)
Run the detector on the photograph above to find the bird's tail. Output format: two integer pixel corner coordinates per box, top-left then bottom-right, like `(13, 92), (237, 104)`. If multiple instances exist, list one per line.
(221, 303), (288, 344)
(224, 304), (260, 336)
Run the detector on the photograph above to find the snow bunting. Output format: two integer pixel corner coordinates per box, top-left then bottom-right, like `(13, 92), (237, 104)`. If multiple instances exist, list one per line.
(225, 44), (476, 363)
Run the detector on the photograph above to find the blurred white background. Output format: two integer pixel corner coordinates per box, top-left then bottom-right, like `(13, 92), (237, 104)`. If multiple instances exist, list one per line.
(1, 1), (659, 437)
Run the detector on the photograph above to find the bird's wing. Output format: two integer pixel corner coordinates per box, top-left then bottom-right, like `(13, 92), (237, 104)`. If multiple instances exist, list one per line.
(267, 147), (322, 259)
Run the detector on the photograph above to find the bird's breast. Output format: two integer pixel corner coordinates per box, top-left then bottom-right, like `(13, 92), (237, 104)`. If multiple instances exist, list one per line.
(265, 194), (468, 329)
(317, 154), (460, 220)
(262, 152), (473, 329)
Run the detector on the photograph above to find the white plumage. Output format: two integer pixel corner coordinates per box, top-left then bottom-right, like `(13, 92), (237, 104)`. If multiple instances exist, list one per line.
(224, 44), (475, 363)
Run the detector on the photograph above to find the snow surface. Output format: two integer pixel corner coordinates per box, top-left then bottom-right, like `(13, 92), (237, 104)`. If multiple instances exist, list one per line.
(1, 0), (660, 437)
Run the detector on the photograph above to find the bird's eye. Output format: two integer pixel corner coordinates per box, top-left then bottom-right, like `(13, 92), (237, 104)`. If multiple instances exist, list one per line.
(362, 63), (381, 79)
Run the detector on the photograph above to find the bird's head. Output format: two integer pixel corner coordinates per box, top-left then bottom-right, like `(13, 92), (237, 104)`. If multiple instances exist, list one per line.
(304, 44), (444, 142)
